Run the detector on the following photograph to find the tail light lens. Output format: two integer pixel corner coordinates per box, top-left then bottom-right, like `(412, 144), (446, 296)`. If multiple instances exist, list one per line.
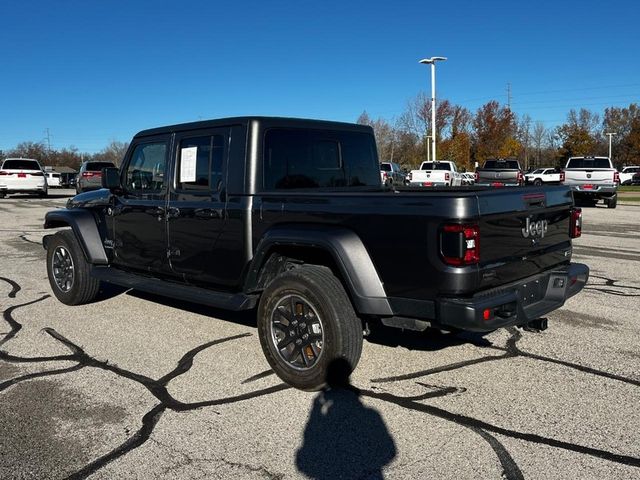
(445, 172), (450, 181)
(560, 171), (565, 183)
(82, 172), (95, 178)
(517, 171), (524, 185)
(474, 172), (479, 182)
(570, 208), (582, 238)
(614, 171), (620, 184)
(440, 223), (480, 266)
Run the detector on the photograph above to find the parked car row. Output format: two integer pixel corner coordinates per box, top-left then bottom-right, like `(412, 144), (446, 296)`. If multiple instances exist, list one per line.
(0, 157), (120, 198)
(379, 155), (632, 209)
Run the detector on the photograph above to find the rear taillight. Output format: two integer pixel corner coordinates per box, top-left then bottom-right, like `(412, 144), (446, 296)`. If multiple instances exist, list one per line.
(407, 172), (412, 181)
(0, 171), (8, 176)
(82, 172), (94, 178)
(560, 171), (565, 183)
(570, 208), (582, 238)
(445, 172), (450, 181)
(614, 171), (620, 184)
(517, 171), (524, 185)
(474, 172), (479, 182)
(440, 223), (480, 266)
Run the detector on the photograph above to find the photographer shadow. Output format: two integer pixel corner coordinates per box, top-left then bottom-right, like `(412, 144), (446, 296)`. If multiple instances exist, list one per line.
(296, 359), (397, 479)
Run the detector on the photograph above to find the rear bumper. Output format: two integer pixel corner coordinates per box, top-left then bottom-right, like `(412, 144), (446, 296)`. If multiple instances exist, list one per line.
(436, 263), (589, 332)
(409, 181), (449, 187)
(569, 185), (617, 198)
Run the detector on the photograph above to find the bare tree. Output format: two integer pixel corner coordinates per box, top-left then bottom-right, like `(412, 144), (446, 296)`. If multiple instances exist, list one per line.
(532, 121), (547, 168)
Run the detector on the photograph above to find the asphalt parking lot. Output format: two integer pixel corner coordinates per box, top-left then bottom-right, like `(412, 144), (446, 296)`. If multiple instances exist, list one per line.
(0, 190), (638, 480)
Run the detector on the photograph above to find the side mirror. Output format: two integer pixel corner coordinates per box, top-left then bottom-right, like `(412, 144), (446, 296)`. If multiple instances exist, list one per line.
(102, 167), (121, 190)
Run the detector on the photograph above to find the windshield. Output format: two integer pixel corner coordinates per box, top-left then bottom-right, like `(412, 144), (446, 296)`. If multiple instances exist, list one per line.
(566, 158), (611, 169)
(421, 162), (451, 171)
(484, 160), (519, 169)
(2, 159), (41, 170)
(379, 163), (391, 171)
(86, 162), (116, 171)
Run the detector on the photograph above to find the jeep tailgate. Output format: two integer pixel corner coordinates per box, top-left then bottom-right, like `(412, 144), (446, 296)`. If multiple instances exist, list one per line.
(475, 186), (573, 290)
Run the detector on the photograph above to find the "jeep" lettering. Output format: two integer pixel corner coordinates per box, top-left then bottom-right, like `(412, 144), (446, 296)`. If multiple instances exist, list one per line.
(521, 217), (548, 238)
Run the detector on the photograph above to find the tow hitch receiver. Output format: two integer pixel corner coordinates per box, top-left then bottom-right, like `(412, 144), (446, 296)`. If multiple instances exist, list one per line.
(521, 317), (548, 332)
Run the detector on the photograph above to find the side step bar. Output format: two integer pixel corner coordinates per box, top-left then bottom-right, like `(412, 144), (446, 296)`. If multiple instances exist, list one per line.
(91, 266), (258, 311)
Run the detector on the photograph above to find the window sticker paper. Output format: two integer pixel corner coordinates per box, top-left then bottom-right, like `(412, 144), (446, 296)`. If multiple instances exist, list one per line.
(180, 147), (197, 183)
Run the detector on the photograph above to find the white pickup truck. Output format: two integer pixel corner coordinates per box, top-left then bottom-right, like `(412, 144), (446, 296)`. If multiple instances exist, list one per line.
(524, 167), (564, 185)
(406, 161), (462, 187)
(563, 156), (619, 208)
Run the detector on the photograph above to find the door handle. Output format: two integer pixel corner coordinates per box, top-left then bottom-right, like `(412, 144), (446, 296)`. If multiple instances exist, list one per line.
(194, 208), (221, 219)
(150, 207), (165, 221)
(167, 207), (181, 219)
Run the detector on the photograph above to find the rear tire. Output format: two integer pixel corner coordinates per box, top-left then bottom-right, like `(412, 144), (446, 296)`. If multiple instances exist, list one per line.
(606, 195), (617, 209)
(46, 230), (100, 305)
(534, 179), (543, 186)
(257, 265), (363, 391)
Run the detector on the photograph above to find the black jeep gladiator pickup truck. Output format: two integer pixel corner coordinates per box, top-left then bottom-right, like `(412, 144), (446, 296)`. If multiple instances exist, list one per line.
(43, 117), (588, 390)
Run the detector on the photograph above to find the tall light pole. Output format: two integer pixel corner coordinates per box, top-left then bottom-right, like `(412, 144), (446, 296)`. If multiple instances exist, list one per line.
(606, 132), (616, 160)
(419, 56), (447, 162)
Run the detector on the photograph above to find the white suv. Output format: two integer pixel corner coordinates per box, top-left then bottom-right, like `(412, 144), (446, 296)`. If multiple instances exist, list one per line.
(619, 166), (640, 185)
(0, 158), (48, 198)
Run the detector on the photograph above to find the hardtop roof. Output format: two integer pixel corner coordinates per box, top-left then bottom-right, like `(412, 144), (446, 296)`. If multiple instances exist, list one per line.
(134, 116), (372, 138)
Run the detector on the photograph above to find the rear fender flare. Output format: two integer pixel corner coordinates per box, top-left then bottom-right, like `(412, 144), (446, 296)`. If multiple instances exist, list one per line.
(43, 209), (108, 265)
(246, 225), (392, 316)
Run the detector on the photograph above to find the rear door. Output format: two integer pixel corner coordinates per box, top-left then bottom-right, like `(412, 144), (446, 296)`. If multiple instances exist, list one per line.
(166, 128), (229, 284)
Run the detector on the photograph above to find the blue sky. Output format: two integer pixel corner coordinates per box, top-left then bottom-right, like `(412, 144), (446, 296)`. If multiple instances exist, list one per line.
(1, 0), (639, 153)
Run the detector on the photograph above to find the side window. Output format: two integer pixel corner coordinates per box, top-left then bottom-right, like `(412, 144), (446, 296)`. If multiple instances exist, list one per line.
(264, 128), (378, 190)
(124, 142), (167, 193)
(177, 134), (225, 191)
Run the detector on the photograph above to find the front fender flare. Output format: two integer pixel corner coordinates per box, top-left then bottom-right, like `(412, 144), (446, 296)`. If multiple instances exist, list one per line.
(246, 225), (392, 316)
(43, 209), (108, 265)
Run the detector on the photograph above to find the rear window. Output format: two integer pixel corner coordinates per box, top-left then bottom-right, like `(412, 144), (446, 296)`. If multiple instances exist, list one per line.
(2, 159), (41, 170)
(566, 158), (611, 169)
(484, 160), (520, 169)
(264, 128), (379, 190)
(421, 162), (451, 171)
(380, 163), (391, 171)
(86, 162), (116, 172)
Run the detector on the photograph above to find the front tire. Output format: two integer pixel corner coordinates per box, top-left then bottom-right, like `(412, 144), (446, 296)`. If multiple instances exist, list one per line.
(257, 265), (363, 391)
(534, 179), (543, 186)
(46, 230), (100, 305)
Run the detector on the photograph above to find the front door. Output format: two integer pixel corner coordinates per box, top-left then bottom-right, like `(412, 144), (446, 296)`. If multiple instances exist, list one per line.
(113, 136), (171, 273)
(166, 128), (229, 284)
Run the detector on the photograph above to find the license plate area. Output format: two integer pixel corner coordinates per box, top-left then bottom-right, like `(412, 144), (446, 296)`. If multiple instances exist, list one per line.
(519, 279), (544, 305)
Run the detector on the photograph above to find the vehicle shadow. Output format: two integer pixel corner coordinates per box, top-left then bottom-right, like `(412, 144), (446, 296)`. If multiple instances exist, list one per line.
(124, 290), (258, 328)
(366, 323), (492, 351)
(296, 358), (397, 479)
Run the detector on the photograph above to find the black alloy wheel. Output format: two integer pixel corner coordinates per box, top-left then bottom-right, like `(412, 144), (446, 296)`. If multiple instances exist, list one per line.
(269, 294), (325, 370)
(46, 230), (100, 305)
(51, 245), (75, 293)
(257, 265), (363, 391)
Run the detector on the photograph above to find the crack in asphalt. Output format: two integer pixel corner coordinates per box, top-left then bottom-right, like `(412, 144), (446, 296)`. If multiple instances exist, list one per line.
(1, 274), (639, 479)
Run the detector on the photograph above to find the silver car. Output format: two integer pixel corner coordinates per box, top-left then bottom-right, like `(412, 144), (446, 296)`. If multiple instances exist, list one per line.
(76, 161), (116, 193)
